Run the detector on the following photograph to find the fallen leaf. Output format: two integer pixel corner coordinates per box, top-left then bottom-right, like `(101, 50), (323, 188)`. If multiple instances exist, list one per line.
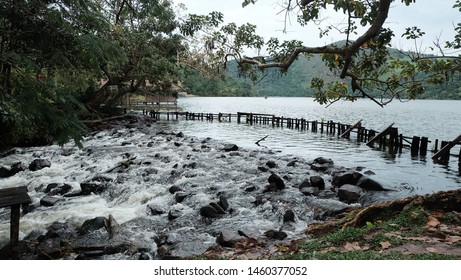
(427, 216), (440, 228)
(380, 241), (392, 249)
(344, 242), (362, 252)
(425, 247), (440, 253)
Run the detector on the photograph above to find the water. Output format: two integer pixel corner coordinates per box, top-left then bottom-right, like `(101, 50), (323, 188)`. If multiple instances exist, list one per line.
(0, 97), (460, 259)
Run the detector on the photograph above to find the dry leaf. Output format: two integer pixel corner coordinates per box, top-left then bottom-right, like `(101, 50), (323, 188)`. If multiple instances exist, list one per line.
(425, 247), (440, 253)
(380, 241), (392, 249)
(427, 216), (440, 228)
(344, 242), (362, 252)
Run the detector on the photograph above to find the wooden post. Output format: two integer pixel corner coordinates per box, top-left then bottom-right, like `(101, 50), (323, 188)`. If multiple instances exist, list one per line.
(432, 135), (461, 162)
(399, 134), (404, 153)
(10, 204), (20, 259)
(420, 137), (428, 157)
(237, 113), (241, 123)
(411, 136), (421, 156)
(440, 141), (450, 163)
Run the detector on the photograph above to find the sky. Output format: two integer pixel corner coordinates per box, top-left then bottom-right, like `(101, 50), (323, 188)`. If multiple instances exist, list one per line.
(171, 0), (460, 56)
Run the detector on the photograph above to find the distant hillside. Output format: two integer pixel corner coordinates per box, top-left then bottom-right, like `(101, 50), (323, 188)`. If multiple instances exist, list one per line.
(181, 46), (461, 99)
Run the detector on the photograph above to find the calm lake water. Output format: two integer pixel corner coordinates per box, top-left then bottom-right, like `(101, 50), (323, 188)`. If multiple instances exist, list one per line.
(161, 97), (461, 195)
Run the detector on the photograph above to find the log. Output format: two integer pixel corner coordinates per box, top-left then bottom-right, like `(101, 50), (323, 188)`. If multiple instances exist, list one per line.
(366, 123), (394, 147)
(339, 119), (362, 138)
(432, 134), (461, 160)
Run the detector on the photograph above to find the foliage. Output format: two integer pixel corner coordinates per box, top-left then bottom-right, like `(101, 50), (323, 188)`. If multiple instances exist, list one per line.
(179, 0), (461, 106)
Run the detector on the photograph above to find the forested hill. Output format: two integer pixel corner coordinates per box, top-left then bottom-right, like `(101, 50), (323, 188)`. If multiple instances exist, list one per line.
(181, 49), (461, 100)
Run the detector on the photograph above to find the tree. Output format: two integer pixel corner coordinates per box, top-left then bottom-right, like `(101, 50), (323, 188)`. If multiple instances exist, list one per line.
(180, 0), (461, 107)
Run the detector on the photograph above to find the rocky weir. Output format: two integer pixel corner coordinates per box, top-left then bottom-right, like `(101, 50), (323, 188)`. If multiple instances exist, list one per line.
(0, 115), (396, 260)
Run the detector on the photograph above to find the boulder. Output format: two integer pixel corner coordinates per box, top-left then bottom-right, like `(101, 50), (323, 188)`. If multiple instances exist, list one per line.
(296, 179), (311, 189)
(310, 157), (334, 172)
(175, 192), (189, 203)
(29, 159), (51, 171)
(209, 202), (226, 214)
(0, 167), (10, 178)
(264, 230), (287, 240)
(266, 160), (277, 168)
(147, 205), (165, 216)
(310, 176), (325, 190)
(45, 183), (72, 196)
(218, 196), (229, 211)
(216, 229), (244, 247)
(266, 173), (285, 191)
(300, 187), (320, 196)
(283, 210), (295, 223)
(78, 216), (107, 235)
(40, 196), (61, 207)
(169, 185), (183, 194)
(337, 184), (363, 204)
(10, 162), (26, 176)
(80, 182), (106, 195)
(332, 171), (363, 187)
(222, 144), (239, 152)
(356, 176), (387, 191)
(199, 205), (222, 218)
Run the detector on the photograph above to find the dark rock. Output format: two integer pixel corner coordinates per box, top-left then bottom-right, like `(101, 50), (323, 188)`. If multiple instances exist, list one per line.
(147, 205), (165, 216)
(296, 179), (311, 189)
(222, 144), (238, 152)
(37, 238), (63, 259)
(29, 159), (51, 171)
(313, 157), (334, 165)
(337, 184), (363, 204)
(175, 192), (189, 203)
(80, 182), (106, 195)
(176, 132), (185, 138)
(332, 171), (363, 187)
(267, 173), (285, 191)
(183, 162), (197, 169)
(364, 170), (376, 176)
(138, 252), (151, 260)
(266, 160), (277, 168)
(264, 230), (287, 240)
(46, 183), (72, 196)
(174, 142), (182, 147)
(0, 167), (10, 178)
(169, 185), (183, 194)
(209, 202), (226, 214)
(310, 157), (334, 172)
(168, 209), (181, 220)
(287, 160), (297, 167)
(310, 176), (325, 190)
(356, 176), (387, 191)
(218, 196), (229, 211)
(283, 210), (295, 223)
(245, 186), (257, 192)
(199, 205), (222, 218)
(300, 187), (320, 196)
(78, 216), (107, 235)
(258, 166), (269, 172)
(10, 162), (26, 176)
(216, 229), (244, 247)
(252, 195), (266, 206)
(40, 196), (61, 207)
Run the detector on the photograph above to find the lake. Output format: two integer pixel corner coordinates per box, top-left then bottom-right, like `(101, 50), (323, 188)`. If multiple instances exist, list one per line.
(161, 96), (461, 195)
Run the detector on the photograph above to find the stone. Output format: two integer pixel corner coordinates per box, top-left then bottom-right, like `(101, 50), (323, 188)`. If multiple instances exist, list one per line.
(332, 171), (363, 187)
(46, 183), (72, 196)
(78, 216), (107, 235)
(168, 209), (182, 220)
(266, 160), (277, 168)
(29, 159), (51, 171)
(245, 186), (257, 192)
(175, 192), (189, 203)
(356, 176), (387, 191)
(176, 132), (185, 137)
(199, 205), (222, 218)
(267, 173), (285, 190)
(40, 196), (61, 207)
(310, 157), (334, 172)
(264, 230), (287, 240)
(169, 185), (183, 194)
(300, 187), (320, 196)
(80, 182), (106, 195)
(0, 167), (10, 178)
(296, 179), (311, 189)
(258, 166), (269, 172)
(216, 229), (244, 247)
(283, 210), (295, 223)
(218, 196), (229, 211)
(310, 176), (325, 190)
(10, 162), (26, 176)
(209, 202), (226, 214)
(222, 144), (238, 152)
(147, 205), (165, 216)
(337, 184), (363, 204)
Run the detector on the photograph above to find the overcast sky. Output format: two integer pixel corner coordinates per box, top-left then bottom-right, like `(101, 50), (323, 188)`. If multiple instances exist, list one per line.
(172, 0), (460, 56)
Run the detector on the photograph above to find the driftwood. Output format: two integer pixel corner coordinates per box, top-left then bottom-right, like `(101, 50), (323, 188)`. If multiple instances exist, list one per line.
(255, 135), (269, 146)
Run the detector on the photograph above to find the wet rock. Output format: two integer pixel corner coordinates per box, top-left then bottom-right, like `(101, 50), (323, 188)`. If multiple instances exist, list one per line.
(332, 171), (363, 187)
(28, 159), (51, 171)
(356, 176), (387, 191)
(147, 205), (165, 216)
(218, 196), (229, 211)
(264, 173), (285, 192)
(364, 170), (376, 176)
(0, 167), (10, 178)
(222, 144), (238, 152)
(168, 209), (182, 220)
(310, 157), (334, 172)
(37, 238), (63, 259)
(300, 187), (320, 196)
(78, 216), (107, 235)
(313, 157), (334, 165)
(40, 196), (61, 207)
(174, 142), (182, 147)
(216, 229), (244, 247)
(258, 166), (269, 172)
(287, 160), (298, 167)
(199, 205), (222, 218)
(138, 252), (151, 260)
(264, 230), (287, 240)
(337, 184), (363, 204)
(45, 183), (72, 196)
(209, 202), (226, 214)
(176, 132), (185, 138)
(266, 160), (277, 168)
(80, 182), (106, 195)
(183, 162), (197, 169)
(169, 185), (183, 194)
(310, 176), (325, 190)
(283, 210), (295, 223)
(245, 186), (257, 192)
(10, 162), (26, 176)
(296, 179), (311, 189)
(175, 192), (189, 203)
